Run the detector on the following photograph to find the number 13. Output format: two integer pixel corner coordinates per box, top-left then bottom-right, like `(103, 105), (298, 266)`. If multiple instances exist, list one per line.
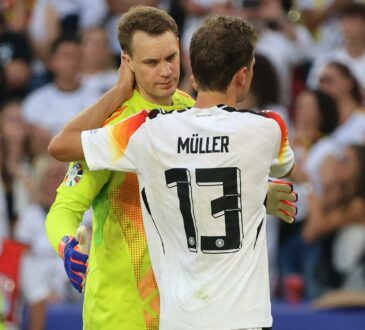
(165, 167), (243, 254)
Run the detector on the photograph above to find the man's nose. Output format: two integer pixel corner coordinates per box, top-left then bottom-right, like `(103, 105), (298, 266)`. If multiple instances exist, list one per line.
(160, 62), (172, 76)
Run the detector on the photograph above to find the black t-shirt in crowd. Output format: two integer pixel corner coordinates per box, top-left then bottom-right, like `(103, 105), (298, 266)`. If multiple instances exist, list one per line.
(0, 30), (32, 65)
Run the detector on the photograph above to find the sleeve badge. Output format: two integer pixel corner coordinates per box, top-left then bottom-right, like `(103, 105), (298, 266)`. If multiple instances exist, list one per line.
(64, 162), (83, 187)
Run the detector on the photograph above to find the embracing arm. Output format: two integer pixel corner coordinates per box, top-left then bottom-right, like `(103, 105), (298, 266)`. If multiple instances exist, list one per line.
(48, 60), (134, 162)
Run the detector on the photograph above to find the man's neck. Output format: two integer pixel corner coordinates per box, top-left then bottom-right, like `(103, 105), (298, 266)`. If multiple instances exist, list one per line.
(136, 87), (173, 106)
(81, 61), (105, 75)
(346, 40), (365, 58)
(337, 96), (357, 124)
(194, 89), (236, 109)
(55, 77), (80, 92)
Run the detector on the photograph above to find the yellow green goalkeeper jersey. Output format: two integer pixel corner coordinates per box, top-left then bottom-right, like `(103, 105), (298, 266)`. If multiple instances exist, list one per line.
(46, 89), (194, 330)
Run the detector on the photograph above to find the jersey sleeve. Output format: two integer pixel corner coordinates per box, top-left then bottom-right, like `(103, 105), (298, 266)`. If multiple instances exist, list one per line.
(81, 110), (149, 172)
(263, 111), (295, 178)
(45, 160), (110, 253)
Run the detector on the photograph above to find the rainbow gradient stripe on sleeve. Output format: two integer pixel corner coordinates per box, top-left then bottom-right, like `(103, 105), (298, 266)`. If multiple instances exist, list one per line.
(109, 110), (149, 161)
(262, 110), (289, 164)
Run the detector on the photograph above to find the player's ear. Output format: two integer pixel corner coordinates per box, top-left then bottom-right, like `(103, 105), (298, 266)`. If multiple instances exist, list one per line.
(191, 75), (198, 92)
(235, 66), (247, 87)
(122, 52), (134, 73)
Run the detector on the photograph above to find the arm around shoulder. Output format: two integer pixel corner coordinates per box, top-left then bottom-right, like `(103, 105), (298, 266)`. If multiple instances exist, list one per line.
(48, 128), (84, 162)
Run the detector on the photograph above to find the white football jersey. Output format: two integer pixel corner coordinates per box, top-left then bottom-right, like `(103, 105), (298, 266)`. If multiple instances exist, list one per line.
(82, 105), (294, 330)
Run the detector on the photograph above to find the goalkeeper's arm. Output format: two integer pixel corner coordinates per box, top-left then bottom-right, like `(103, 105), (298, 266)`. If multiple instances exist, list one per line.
(46, 191), (90, 293)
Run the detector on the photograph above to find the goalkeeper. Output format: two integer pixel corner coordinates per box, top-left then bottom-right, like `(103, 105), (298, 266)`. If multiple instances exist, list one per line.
(46, 6), (297, 330)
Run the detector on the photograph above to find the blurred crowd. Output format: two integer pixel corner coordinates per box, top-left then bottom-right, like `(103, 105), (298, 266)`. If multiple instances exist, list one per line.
(1, 0), (365, 329)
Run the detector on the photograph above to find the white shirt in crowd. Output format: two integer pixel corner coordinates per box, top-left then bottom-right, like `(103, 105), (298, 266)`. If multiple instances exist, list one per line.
(29, 0), (108, 43)
(307, 48), (365, 90)
(301, 111), (365, 202)
(22, 83), (99, 136)
(81, 69), (118, 97)
(15, 204), (69, 304)
(296, 0), (343, 58)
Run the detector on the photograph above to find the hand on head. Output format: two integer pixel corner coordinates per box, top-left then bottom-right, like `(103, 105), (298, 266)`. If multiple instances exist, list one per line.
(117, 54), (135, 99)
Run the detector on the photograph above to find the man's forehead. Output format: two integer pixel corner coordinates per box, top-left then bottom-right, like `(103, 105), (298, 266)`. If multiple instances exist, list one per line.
(131, 30), (178, 57)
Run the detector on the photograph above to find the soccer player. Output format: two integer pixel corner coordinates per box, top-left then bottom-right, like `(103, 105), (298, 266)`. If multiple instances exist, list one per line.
(49, 14), (294, 330)
(45, 7), (194, 330)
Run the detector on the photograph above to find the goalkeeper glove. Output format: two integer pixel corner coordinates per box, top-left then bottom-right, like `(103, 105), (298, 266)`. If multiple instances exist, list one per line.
(58, 226), (89, 293)
(266, 179), (298, 224)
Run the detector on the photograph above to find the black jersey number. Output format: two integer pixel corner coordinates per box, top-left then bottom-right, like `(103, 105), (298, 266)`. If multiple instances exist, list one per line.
(165, 167), (243, 254)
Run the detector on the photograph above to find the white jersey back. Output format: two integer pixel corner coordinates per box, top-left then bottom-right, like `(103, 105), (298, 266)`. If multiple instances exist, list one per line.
(82, 105), (294, 329)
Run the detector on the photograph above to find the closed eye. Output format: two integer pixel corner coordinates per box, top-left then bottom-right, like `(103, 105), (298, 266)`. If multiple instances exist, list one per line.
(166, 53), (176, 62)
(144, 60), (158, 66)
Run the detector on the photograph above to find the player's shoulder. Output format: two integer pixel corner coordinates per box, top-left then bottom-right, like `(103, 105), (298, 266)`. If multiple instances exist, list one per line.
(221, 106), (288, 135)
(147, 107), (189, 120)
(221, 106), (281, 121)
(172, 89), (195, 107)
(102, 104), (129, 126)
(173, 88), (194, 100)
(257, 110), (288, 136)
(239, 107), (286, 126)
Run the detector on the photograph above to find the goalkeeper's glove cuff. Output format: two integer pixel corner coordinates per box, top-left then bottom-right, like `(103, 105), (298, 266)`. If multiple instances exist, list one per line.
(58, 235), (88, 293)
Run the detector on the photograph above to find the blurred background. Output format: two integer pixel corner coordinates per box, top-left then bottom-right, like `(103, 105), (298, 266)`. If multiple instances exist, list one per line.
(1, 0), (365, 329)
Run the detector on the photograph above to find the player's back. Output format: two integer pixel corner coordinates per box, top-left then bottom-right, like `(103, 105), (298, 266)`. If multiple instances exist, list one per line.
(82, 104), (293, 329)
(132, 105), (292, 329)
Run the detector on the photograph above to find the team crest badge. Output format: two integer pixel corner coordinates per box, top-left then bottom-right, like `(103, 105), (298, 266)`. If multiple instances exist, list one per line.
(64, 162), (83, 187)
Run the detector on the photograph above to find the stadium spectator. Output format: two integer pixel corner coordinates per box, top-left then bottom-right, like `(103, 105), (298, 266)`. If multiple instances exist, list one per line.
(1, 0), (35, 32)
(0, 99), (33, 235)
(304, 144), (365, 241)
(316, 62), (365, 167)
(304, 144), (365, 292)
(14, 155), (70, 330)
(307, 3), (365, 91)
(22, 34), (99, 155)
(296, 0), (347, 58)
(28, 0), (107, 61)
(310, 62), (365, 209)
(279, 89), (339, 300)
(80, 27), (118, 96)
(253, 0), (313, 105)
(0, 13), (32, 99)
